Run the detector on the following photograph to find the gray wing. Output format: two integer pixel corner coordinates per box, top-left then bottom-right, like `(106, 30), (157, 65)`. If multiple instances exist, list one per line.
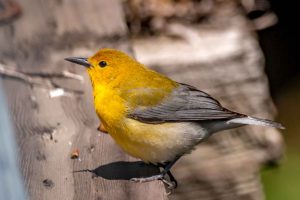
(128, 83), (244, 123)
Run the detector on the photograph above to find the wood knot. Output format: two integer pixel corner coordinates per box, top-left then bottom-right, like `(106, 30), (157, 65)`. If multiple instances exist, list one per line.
(42, 179), (54, 189)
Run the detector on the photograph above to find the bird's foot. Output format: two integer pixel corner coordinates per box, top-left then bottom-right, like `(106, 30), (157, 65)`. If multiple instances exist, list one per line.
(130, 174), (177, 189)
(97, 124), (108, 133)
(162, 178), (177, 190)
(165, 171), (178, 189)
(130, 174), (164, 183)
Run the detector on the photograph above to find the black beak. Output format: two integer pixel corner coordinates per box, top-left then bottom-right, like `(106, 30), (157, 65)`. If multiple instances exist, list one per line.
(64, 57), (91, 68)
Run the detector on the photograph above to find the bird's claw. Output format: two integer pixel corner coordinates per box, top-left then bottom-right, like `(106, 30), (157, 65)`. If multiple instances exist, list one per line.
(130, 174), (177, 189)
(130, 174), (164, 183)
(162, 178), (177, 190)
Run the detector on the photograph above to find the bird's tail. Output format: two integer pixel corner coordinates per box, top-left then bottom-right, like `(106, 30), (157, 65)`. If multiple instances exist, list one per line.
(226, 116), (285, 129)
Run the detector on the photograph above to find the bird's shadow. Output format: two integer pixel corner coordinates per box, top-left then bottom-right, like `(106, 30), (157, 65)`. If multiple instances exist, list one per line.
(74, 161), (160, 180)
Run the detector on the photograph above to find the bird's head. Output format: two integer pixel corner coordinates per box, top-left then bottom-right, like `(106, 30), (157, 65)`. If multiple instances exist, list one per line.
(65, 49), (142, 86)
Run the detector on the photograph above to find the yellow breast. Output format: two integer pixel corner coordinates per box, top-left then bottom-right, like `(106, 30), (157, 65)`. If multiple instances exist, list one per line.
(92, 84), (204, 164)
(93, 84), (126, 128)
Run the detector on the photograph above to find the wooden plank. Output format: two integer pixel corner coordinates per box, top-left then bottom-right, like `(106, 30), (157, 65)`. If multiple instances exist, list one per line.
(0, 0), (167, 199)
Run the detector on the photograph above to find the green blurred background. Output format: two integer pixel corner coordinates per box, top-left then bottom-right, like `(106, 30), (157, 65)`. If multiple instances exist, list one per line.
(262, 75), (300, 200)
(259, 1), (300, 199)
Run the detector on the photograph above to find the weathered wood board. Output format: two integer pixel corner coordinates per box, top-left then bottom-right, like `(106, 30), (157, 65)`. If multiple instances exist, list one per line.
(0, 0), (167, 199)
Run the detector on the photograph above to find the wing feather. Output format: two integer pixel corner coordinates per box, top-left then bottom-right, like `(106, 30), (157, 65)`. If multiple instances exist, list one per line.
(128, 83), (244, 123)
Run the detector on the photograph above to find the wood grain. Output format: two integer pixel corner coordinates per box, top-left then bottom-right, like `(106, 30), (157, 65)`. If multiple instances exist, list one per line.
(0, 0), (167, 199)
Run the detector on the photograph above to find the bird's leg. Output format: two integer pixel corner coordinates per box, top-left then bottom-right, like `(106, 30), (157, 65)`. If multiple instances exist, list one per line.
(130, 157), (180, 189)
(97, 123), (108, 134)
(165, 170), (178, 189)
(159, 159), (179, 189)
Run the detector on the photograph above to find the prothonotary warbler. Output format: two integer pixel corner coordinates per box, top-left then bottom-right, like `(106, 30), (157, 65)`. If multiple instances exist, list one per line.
(65, 48), (284, 188)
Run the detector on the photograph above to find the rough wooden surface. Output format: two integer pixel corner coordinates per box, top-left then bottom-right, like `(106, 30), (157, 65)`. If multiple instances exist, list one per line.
(132, 3), (283, 200)
(0, 0), (167, 200)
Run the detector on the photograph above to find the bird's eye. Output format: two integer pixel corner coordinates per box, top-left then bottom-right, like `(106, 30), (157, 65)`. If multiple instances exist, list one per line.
(99, 61), (107, 68)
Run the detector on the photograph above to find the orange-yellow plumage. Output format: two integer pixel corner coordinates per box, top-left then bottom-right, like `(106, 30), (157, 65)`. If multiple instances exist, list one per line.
(86, 49), (180, 163)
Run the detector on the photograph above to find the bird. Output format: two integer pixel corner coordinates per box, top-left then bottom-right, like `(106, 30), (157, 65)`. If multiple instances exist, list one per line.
(65, 48), (284, 188)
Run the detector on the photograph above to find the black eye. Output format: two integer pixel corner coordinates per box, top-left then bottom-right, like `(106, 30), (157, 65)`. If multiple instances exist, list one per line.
(99, 61), (107, 68)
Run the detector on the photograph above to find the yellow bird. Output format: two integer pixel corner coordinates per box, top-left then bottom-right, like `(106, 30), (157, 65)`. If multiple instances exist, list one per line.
(65, 49), (284, 188)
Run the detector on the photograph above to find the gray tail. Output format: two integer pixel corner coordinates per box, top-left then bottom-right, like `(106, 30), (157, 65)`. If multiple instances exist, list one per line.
(226, 116), (285, 129)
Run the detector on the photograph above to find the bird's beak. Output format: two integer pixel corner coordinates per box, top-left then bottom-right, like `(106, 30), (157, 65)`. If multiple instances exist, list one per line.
(64, 57), (91, 68)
